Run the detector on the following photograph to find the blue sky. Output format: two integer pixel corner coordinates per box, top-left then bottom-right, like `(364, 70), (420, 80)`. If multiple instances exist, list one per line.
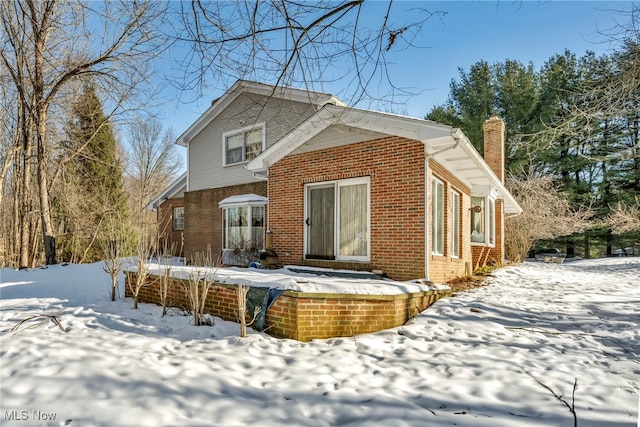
(157, 1), (632, 163)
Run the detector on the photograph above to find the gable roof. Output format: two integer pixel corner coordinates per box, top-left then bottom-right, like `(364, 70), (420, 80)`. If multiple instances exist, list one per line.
(246, 104), (522, 214)
(176, 80), (345, 147)
(147, 172), (187, 210)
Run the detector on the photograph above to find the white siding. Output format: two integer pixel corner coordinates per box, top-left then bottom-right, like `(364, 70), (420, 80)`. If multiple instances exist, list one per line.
(188, 93), (318, 191)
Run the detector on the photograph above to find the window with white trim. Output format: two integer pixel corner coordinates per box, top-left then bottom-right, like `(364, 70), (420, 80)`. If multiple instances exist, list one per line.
(471, 194), (496, 246)
(173, 207), (184, 231)
(305, 177), (369, 262)
(219, 194), (267, 252)
(223, 124), (265, 165)
(451, 190), (460, 258)
(222, 206), (265, 251)
(431, 178), (445, 255)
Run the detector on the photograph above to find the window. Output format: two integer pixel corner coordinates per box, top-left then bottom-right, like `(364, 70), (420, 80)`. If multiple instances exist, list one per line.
(431, 178), (444, 255)
(305, 177), (369, 262)
(222, 206), (265, 250)
(173, 207), (184, 230)
(471, 196), (485, 243)
(471, 194), (496, 246)
(219, 194), (267, 251)
(223, 124), (265, 165)
(451, 190), (460, 258)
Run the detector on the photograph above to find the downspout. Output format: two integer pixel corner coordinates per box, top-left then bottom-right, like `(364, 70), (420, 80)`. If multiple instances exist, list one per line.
(423, 130), (463, 281)
(250, 169), (271, 251)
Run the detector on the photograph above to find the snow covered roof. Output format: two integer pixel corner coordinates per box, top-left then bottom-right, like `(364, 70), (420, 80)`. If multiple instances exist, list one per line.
(218, 194), (268, 208)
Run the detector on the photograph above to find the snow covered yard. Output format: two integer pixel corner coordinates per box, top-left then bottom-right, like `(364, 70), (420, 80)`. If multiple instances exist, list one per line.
(0, 258), (638, 427)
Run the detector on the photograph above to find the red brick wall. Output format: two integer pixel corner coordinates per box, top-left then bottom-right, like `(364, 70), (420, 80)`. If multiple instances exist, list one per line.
(184, 182), (267, 261)
(482, 117), (505, 183)
(157, 198), (184, 256)
(268, 136), (426, 281)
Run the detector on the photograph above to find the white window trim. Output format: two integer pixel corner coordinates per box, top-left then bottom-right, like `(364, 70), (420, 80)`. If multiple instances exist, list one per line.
(303, 177), (371, 262)
(450, 189), (460, 258)
(431, 177), (445, 256)
(470, 190), (497, 248)
(173, 207), (184, 231)
(221, 203), (267, 251)
(222, 122), (266, 166)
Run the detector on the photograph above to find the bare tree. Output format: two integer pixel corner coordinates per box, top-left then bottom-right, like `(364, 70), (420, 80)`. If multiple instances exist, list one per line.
(0, 0), (165, 267)
(157, 240), (178, 316)
(172, 1), (445, 108)
(606, 198), (640, 234)
(505, 176), (593, 263)
(237, 283), (260, 338)
(129, 237), (154, 310)
(125, 116), (182, 248)
(99, 211), (133, 301)
(182, 250), (217, 326)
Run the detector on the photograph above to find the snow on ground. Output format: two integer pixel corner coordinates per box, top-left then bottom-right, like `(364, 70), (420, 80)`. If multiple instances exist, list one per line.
(0, 257), (638, 427)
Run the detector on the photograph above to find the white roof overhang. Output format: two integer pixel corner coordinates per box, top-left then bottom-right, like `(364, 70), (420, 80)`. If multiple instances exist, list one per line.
(429, 130), (521, 214)
(246, 105), (522, 215)
(147, 172), (187, 211)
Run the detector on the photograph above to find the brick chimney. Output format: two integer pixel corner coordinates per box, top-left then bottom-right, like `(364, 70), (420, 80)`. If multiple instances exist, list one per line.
(482, 116), (505, 183)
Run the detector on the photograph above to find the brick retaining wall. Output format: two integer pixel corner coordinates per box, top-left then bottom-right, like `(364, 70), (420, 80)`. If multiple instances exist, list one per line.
(125, 272), (451, 342)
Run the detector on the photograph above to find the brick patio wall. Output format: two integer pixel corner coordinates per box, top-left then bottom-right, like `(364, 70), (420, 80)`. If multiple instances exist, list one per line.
(125, 272), (451, 342)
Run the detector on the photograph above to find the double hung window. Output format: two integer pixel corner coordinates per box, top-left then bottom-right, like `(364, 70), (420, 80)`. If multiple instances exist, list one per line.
(431, 178), (445, 255)
(450, 190), (460, 257)
(173, 207), (184, 230)
(223, 124), (265, 165)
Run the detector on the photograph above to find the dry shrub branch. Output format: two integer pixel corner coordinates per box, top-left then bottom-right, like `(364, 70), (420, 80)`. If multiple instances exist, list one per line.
(505, 176), (593, 263)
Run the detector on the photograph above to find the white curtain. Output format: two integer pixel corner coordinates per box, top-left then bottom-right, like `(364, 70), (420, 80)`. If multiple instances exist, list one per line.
(339, 183), (367, 257)
(227, 207), (248, 248)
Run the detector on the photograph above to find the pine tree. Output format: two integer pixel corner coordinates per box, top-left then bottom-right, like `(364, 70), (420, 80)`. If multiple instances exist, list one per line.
(59, 83), (134, 262)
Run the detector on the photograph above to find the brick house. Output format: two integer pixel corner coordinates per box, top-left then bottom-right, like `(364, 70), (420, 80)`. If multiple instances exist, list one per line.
(154, 80), (521, 282)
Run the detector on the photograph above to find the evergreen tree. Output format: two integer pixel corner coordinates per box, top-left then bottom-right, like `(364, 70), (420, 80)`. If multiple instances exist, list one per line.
(426, 49), (639, 257)
(59, 83), (133, 262)
(425, 59), (541, 176)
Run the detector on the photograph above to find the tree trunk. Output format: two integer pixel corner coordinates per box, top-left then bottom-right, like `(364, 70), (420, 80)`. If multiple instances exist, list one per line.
(584, 233), (591, 259)
(18, 125), (33, 269)
(37, 113), (56, 265)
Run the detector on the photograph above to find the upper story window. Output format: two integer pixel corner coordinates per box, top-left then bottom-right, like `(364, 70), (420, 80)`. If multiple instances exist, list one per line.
(173, 207), (184, 230)
(471, 193), (496, 246)
(223, 123), (265, 166)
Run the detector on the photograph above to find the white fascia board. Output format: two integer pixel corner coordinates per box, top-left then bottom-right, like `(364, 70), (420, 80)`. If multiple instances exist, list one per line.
(247, 105), (455, 172)
(176, 82), (243, 147)
(176, 81), (345, 147)
(146, 172), (187, 210)
(458, 141), (521, 214)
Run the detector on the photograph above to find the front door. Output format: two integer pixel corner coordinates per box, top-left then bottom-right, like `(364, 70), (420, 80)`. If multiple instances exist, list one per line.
(306, 185), (335, 259)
